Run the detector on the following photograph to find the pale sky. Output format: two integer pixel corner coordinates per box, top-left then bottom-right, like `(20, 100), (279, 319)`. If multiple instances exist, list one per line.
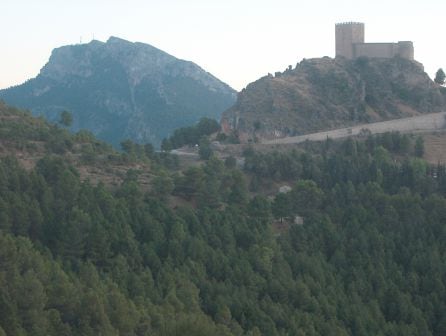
(1, 0), (444, 91)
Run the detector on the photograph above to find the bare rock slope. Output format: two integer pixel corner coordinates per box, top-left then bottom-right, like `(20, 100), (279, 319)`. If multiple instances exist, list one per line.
(222, 57), (446, 142)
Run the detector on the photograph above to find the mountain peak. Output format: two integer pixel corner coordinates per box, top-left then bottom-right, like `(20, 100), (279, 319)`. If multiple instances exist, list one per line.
(106, 36), (131, 44)
(0, 38), (236, 147)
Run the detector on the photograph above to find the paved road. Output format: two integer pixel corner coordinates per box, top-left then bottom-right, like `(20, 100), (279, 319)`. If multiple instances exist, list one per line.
(262, 112), (446, 145)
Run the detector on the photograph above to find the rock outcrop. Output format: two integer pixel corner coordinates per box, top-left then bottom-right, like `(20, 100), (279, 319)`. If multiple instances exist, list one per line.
(222, 57), (446, 142)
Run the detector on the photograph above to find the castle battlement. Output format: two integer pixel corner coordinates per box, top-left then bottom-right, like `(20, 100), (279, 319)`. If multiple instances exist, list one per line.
(335, 22), (364, 26)
(335, 22), (414, 61)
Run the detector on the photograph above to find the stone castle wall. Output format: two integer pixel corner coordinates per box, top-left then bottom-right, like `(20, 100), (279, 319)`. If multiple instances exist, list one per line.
(335, 22), (414, 60)
(335, 22), (364, 59)
(396, 41), (415, 60)
(354, 43), (397, 58)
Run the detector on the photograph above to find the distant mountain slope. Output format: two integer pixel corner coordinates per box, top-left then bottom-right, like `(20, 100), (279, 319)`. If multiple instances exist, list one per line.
(222, 57), (446, 142)
(0, 37), (236, 147)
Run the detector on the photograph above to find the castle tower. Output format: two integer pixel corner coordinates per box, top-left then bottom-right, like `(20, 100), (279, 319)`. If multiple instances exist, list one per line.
(335, 22), (365, 59)
(397, 41), (414, 60)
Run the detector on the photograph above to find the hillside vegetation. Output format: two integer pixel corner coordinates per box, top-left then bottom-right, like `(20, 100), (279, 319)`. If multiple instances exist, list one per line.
(0, 101), (178, 187)
(222, 57), (446, 142)
(1, 103), (446, 335)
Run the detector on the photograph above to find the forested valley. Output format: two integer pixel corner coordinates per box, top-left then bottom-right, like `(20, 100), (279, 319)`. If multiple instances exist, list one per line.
(1, 103), (446, 335)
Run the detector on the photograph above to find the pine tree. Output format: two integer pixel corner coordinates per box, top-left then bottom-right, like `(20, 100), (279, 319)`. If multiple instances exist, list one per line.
(434, 68), (446, 85)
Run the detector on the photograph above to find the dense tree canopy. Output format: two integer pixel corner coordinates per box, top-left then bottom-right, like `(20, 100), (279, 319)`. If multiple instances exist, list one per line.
(161, 117), (221, 150)
(0, 105), (445, 336)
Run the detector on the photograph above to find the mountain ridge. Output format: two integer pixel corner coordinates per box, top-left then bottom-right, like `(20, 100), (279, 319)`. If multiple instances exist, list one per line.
(0, 37), (236, 147)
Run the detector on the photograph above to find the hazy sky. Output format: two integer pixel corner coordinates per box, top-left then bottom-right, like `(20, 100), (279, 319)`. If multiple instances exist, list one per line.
(1, 0), (444, 91)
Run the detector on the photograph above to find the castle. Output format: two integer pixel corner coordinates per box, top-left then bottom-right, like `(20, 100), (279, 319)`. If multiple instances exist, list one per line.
(335, 22), (414, 60)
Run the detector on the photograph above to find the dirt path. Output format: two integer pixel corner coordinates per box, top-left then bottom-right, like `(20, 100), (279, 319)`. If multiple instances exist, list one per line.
(262, 112), (446, 145)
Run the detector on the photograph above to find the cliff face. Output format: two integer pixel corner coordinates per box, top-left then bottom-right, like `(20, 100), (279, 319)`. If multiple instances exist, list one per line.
(221, 57), (446, 142)
(0, 37), (236, 147)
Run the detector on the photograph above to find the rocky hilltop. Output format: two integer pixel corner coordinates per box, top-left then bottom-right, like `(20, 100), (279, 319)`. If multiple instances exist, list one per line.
(0, 37), (236, 147)
(221, 57), (446, 142)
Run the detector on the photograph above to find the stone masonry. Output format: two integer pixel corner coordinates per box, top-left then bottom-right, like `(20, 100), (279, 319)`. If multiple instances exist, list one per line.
(335, 22), (414, 60)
